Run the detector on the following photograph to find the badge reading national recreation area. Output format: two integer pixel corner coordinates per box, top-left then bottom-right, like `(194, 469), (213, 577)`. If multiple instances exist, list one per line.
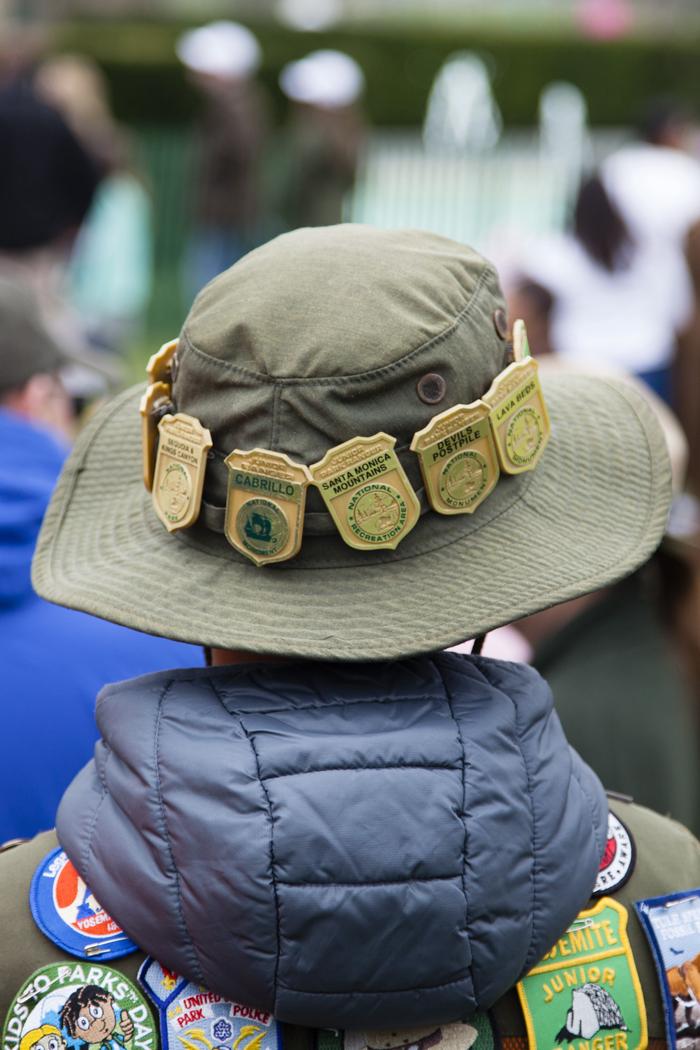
(224, 449), (312, 566)
(153, 414), (212, 533)
(140, 382), (172, 492)
(410, 402), (499, 515)
(636, 889), (700, 1050)
(343, 1016), (496, 1050)
(310, 433), (420, 551)
(2, 961), (157, 1050)
(517, 897), (647, 1050)
(138, 957), (283, 1050)
(30, 848), (137, 960)
(146, 338), (178, 385)
(592, 813), (636, 898)
(482, 358), (550, 475)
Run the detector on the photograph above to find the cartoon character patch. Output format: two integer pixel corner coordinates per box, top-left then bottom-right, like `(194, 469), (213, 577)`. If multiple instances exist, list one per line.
(2, 962), (157, 1050)
(592, 814), (636, 898)
(30, 848), (138, 960)
(342, 1016), (496, 1050)
(138, 958), (283, 1050)
(636, 889), (700, 1049)
(517, 897), (647, 1050)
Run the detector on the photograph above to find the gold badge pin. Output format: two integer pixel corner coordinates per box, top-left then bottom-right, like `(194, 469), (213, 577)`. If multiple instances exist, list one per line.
(310, 433), (420, 551)
(146, 338), (178, 385)
(152, 413), (212, 532)
(410, 402), (500, 515)
(483, 351), (550, 475)
(224, 449), (312, 566)
(139, 381), (172, 491)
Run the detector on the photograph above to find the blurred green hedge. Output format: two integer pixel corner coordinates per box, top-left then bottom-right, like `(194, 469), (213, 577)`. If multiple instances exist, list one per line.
(55, 19), (700, 128)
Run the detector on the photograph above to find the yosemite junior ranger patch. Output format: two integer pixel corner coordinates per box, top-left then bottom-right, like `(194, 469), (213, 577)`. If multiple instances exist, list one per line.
(517, 897), (647, 1050)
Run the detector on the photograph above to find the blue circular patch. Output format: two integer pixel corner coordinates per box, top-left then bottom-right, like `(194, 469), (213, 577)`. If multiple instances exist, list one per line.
(30, 847), (138, 960)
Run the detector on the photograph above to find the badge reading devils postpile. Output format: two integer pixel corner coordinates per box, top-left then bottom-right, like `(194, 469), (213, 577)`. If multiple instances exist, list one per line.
(140, 382), (172, 492)
(517, 897), (647, 1050)
(30, 847), (137, 960)
(153, 414), (212, 533)
(224, 449), (312, 566)
(410, 402), (499, 515)
(310, 433), (420, 551)
(138, 957), (283, 1050)
(483, 356), (550, 475)
(146, 338), (178, 385)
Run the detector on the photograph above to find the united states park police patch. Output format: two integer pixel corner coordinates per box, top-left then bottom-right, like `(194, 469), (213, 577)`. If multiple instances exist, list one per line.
(138, 958), (283, 1050)
(592, 814), (635, 898)
(2, 962), (157, 1050)
(30, 848), (138, 960)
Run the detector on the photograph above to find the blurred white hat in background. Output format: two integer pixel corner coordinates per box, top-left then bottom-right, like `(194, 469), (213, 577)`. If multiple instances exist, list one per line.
(176, 21), (261, 79)
(279, 49), (364, 108)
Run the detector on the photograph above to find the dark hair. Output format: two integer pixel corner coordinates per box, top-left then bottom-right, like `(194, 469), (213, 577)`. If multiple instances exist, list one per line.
(59, 986), (111, 1038)
(638, 97), (689, 146)
(573, 173), (634, 273)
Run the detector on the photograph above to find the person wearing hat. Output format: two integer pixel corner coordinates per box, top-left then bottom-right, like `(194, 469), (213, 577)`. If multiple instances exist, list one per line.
(0, 227), (698, 1050)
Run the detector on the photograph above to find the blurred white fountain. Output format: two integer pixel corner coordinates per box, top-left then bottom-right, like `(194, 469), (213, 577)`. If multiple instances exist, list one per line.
(538, 80), (590, 192)
(423, 52), (502, 153)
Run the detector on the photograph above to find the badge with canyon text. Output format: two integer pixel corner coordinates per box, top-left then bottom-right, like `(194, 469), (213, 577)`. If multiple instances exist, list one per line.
(138, 957), (283, 1050)
(153, 414), (212, 532)
(517, 897), (647, 1050)
(224, 449), (312, 566)
(410, 401), (500, 515)
(310, 433), (420, 551)
(482, 357), (550, 475)
(140, 381), (172, 492)
(146, 338), (178, 385)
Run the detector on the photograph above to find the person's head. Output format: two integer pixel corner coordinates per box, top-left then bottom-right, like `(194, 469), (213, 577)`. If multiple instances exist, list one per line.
(572, 171), (633, 272)
(59, 986), (115, 1044)
(638, 96), (692, 150)
(20, 1026), (66, 1050)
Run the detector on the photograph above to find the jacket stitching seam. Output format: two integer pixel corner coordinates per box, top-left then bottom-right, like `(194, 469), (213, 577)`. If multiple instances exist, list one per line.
(512, 699), (539, 972)
(215, 695), (449, 716)
(261, 763), (461, 780)
(277, 875), (461, 887)
(277, 975), (472, 996)
(570, 759), (606, 858)
(83, 744), (112, 879)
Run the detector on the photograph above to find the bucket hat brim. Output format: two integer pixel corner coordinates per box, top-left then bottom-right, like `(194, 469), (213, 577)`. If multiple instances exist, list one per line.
(32, 370), (671, 661)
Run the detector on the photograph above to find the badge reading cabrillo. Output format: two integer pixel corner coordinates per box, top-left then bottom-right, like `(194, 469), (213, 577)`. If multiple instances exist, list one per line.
(146, 338), (178, 385)
(310, 433), (420, 551)
(410, 402), (499, 515)
(224, 449), (311, 566)
(153, 414), (212, 533)
(140, 381), (172, 492)
(517, 897), (648, 1050)
(483, 357), (550, 475)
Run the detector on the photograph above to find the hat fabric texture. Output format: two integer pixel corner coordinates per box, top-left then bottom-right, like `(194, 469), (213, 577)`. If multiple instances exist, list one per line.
(0, 277), (66, 395)
(32, 225), (672, 659)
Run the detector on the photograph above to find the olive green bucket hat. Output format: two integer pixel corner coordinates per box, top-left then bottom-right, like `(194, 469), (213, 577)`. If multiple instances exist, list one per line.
(32, 225), (671, 659)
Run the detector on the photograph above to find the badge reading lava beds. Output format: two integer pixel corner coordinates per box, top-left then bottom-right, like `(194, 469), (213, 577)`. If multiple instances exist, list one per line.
(482, 356), (550, 475)
(146, 338), (178, 385)
(140, 381), (172, 492)
(310, 433), (420, 551)
(153, 413), (212, 532)
(410, 402), (499, 515)
(517, 897), (647, 1050)
(224, 449), (311, 566)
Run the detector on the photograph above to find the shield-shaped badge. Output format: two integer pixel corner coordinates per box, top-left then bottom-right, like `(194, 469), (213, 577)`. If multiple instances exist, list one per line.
(140, 381), (173, 491)
(152, 413), (212, 532)
(146, 337), (178, 385)
(224, 449), (312, 566)
(310, 433), (420, 551)
(482, 356), (550, 475)
(411, 402), (500, 515)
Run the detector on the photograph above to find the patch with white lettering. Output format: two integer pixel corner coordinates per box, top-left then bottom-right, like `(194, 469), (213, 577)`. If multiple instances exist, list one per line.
(2, 961), (157, 1050)
(517, 897), (648, 1050)
(30, 848), (138, 961)
(138, 958), (282, 1050)
(592, 813), (636, 898)
(636, 889), (700, 1049)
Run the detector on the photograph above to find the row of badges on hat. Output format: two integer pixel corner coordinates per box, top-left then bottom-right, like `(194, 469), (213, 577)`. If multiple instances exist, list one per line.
(139, 322), (551, 567)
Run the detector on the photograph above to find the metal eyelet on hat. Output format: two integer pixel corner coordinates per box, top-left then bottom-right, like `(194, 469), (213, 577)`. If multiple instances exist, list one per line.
(416, 373), (447, 405)
(493, 308), (508, 340)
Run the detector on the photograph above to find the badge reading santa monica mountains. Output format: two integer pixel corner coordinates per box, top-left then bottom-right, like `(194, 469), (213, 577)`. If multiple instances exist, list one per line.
(224, 449), (312, 566)
(310, 433), (420, 551)
(482, 359), (551, 475)
(411, 402), (500, 515)
(152, 414), (212, 533)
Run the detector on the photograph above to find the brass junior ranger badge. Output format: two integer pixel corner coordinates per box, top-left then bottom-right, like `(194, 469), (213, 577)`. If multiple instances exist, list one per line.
(310, 433), (420, 551)
(146, 337), (178, 385)
(140, 381), (172, 491)
(411, 402), (499, 515)
(224, 449), (312, 566)
(153, 413), (212, 532)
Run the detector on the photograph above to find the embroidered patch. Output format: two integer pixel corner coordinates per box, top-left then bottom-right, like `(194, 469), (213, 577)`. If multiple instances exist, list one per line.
(343, 1017), (496, 1050)
(138, 958), (283, 1050)
(30, 848), (138, 960)
(592, 813), (636, 898)
(517, 897), (648, 1050)
(636, 889), (700, 1049)
(2, 961), (157, 1050)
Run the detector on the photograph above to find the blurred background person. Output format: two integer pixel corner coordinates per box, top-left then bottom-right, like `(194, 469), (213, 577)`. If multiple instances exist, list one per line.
(0, 278), (202, 845)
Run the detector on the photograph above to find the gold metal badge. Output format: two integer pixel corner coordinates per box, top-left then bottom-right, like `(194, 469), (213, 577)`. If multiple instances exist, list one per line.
(146, 338), (178, 385)
(139, 381), (172, 491)
(310, 433), (420, 551)
(224, 449), (312, 566)
(152, 413), (212, 532)
(483, 357), (551, 474)
(411, 402), (500, 515)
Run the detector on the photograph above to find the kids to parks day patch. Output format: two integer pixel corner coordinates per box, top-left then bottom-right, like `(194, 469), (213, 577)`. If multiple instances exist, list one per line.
(340, 1017), (497, 1050)
(30, 848), (138, 961)
(138, 958), (282, 1050)
(636, 889), (700, 1050)
(517, 897), (647, 1050)
(592, 814), (636, 899)
(2, 961), (157, 1050)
